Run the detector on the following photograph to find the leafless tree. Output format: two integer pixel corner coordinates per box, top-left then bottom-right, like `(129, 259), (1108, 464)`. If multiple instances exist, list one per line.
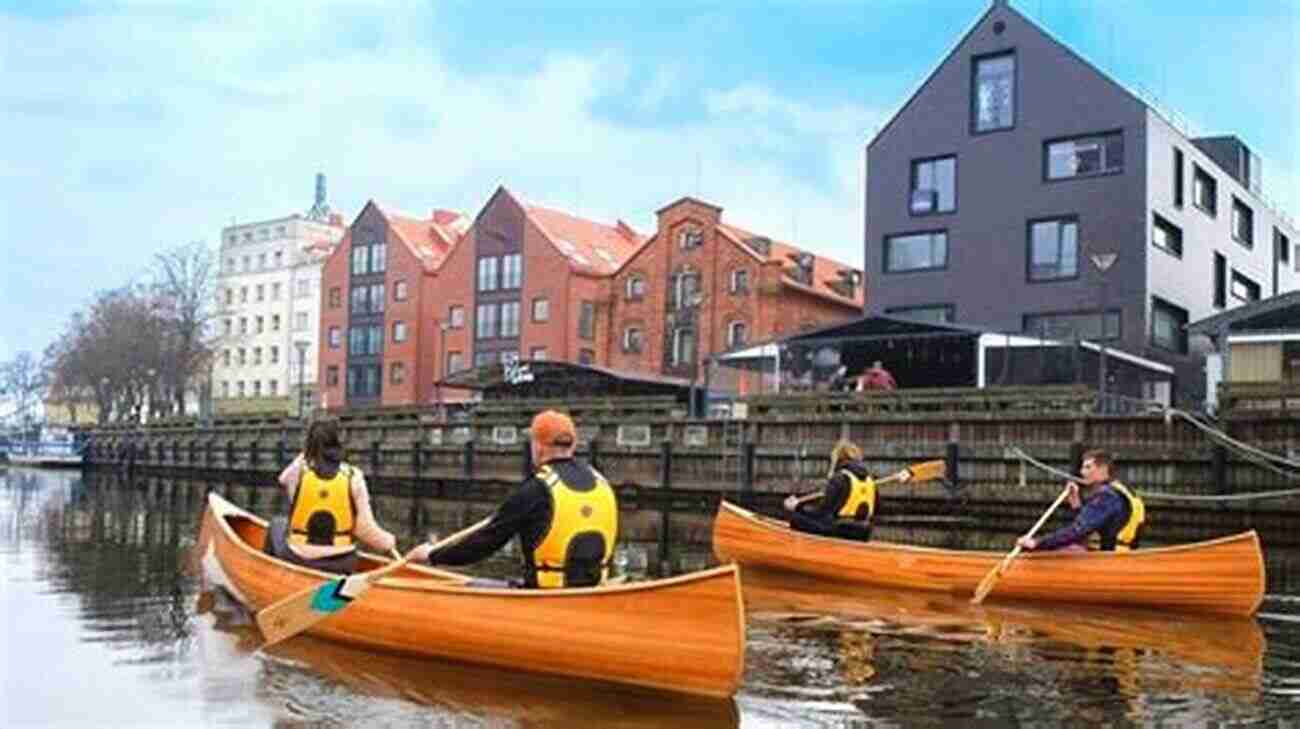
(1, 351), (47, 432)
(151, 242), (218, 414)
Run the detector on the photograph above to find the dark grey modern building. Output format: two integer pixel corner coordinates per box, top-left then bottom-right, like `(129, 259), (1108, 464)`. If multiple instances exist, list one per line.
(864, 0), (1298, 404)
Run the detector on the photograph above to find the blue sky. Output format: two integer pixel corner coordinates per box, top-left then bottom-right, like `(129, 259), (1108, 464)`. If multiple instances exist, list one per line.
(1, 0), (1297, 365)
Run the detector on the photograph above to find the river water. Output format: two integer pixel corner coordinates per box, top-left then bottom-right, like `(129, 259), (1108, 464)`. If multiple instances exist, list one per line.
(3, 467), (1298, 728)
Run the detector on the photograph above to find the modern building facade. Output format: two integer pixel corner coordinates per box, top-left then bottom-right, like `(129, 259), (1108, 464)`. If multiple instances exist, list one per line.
(317, 202), (469, 409)
(213, 177), (345, 415)
(864, 0), (1299, 403)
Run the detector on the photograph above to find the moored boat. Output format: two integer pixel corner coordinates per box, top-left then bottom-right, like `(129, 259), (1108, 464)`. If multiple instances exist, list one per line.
(200, 493), (746, 698)
(712, 501), (1264, 616)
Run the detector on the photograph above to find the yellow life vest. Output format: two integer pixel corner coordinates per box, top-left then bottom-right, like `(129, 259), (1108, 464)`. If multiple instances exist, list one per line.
(532, 464), (618, 589)
(288, 463), (355, 548)
(1086, 480), (1145, 552)
(836, 469), (877, 521)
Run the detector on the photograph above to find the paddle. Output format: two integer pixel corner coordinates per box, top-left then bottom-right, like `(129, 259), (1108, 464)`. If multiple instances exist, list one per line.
(790, 459), (946, 508)
(970, 485), (1073, 605)
(256, 516), (492, 647)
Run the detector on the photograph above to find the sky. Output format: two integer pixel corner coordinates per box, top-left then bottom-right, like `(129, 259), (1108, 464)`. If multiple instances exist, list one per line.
(1, 0), (1297, 365)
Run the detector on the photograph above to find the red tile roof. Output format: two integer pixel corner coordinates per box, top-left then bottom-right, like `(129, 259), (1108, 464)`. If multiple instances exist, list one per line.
(372, 203), (468, 272)
(717, 223), (863, 308)
(524, 204), (645, 276)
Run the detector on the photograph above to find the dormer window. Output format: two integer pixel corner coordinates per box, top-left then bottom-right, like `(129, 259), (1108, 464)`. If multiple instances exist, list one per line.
(678, 228), (703, 250)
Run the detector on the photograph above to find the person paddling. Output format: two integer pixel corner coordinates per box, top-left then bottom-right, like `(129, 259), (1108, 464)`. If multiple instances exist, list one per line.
(1017, 449), (1145, 552)
(263, 417), (397, 574)
(783, 440), (897, 541)
(406, 410), (618, 588)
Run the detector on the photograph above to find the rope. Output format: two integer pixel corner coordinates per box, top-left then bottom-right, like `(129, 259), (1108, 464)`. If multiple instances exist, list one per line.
(1005, 446), (1300, 503)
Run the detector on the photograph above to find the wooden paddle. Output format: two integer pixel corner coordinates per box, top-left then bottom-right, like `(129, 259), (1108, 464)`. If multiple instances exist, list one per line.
(790, 459), (946, 508)
(970, 485), (1073, 605)
(256, 516), (492, 647)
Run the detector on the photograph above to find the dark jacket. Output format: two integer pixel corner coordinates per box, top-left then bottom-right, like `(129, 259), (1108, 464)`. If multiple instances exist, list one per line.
(1035, 483), (1133, 551)
(790, 460), (874, 539)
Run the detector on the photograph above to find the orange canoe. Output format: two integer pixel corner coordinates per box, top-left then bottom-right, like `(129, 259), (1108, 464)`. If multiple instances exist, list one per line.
(712, 501), (1265, 616)
(200, 493), (746, 698)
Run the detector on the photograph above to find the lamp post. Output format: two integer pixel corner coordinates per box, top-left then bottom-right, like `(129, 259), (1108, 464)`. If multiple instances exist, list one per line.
(294, 340), (309, 420)
(145, 368), (157, 423)
(1089, 249), (1118, 411)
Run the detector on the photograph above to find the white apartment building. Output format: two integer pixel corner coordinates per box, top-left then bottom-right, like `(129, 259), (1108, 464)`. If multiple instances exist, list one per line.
(213, 201), (345, 415)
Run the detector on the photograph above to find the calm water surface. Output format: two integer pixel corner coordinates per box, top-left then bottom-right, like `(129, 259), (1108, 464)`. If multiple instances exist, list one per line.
(3, 467), (1298, 728)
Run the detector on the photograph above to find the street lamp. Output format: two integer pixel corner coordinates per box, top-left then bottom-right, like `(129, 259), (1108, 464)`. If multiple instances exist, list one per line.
(294, 340), (309, 420)
(1089, 248), (1118, 410)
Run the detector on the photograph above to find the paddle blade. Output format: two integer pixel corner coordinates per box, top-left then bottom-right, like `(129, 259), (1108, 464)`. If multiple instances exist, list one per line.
(908, 460), (946, 482)
(970, 567), (1001, 605)
(256, 573), (374, 646)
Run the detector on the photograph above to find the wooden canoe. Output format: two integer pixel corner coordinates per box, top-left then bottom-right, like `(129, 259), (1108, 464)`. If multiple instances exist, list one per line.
(712, 501), (1265, 616)
(199, 493), (746, 698)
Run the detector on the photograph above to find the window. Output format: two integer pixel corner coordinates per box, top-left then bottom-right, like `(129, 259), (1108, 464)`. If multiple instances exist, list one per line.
(222, 349), (231, 366)
(477, 257), (499, 291)
(578, 349), (595, 365)
(224, 318), (232, 336)
(274, 250), (283, 267)
(252, 381), (262, 397)
(972, 51), (1015, 132)
(390, 362), (405, 385)
(347, 364), (382, 398)
(256, 284), (264, 302)
(499, 350), (519, 365)
(271, 315), (281, 331)
(294, 312), (308, 331)
(240, 287), (248, 303)
(237, 381), (246, 398)
(672, 271), (700, 308)
(255, 316), (264, 334)
(253, 347), (262, 365)
(1214, 252), (1227, 309)
(1232, 198), (1254, 247)
(727, 321), (748, 348)
(268, 380), (278, 396)
(476, 303), (498, 339)
(1152, 214), (1183, 257)
(349, 327), (366, 353)
(532, 297), (549, 322)
(672, 328), (696, 366)
(392, 321), (407, 343)
(729, 269), (749, 294)
(1278, 229), (1292, 264)
(326, 366), (339, 387)
(238, 348), (246, 365)
(220, 382), (229, 398)
(578, 301), (595, 340)
(626, 275), (646, 300)
(296, 279), (311, 299)
(679, 228), (703, 249)
(351, 246), (367, 275)
(239, 317), (248, 334)
(1151, 297), (1189, 353)
(1027, 218), (1078, 282)
(242, 255), (250, 269)
(1023, 311), (1120, 341)
(445, 351), (464, 375)
(1173, 148), (1185, 207)
(369, 283), (385, 313)
(328, 287), (340, 308)
(473, 351), (495, 368)
(258, 254), (267, 269)
(394, 280), (408, 301)
(449, 305), (465, 328)
(530, 347), (548, 360)
(225, 288), (233, 306)
(884, 231), (947, 273)
(885, 304), (954, 324)
(1193, 166), (1217, 215)
(351, 287), (367, 313)
(270, 346), (279, 364)
(371, 241), (386, 273)
(366, 326), (381, 355)
(272, 283), (282, 300)
(501, 254), (522, 289)
(623, 327), (643, 353)
(225, 257), (234, 271)
(1230, 270), (1260, 303)
(1046, 132), (1123, 180)
(910, 156), (956, 214)
(500, 301), (520, 337)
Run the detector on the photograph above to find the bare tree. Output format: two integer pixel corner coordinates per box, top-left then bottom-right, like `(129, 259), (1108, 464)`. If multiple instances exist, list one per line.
(1, 351), (47, 434)
(151, 242), (217, 415)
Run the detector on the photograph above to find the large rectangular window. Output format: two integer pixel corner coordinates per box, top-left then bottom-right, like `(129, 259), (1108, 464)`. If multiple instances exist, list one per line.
(1023, 310), (1120, 341)
(371, 241), (386, 273)
(366, 325), (384, 355)
(369, 283), (385, 313)
(477, 257), (499, 292)
(476, 303), (498, 339)
(1152, 213), (1183, 257)
(1230, 270), (1261, 303)
(351, 246), (368, 275)
(1193, 165), (1217, 216)
(972, 52), (1015, 133)
(349, 327), (366, 353)
(500, 301), (520, 337)
(578, 301), (595, 340)
(1213, 252), (1227, 309)
(1232, 198), (1254, 247)
(501, 253), (522, 289)
(1151, 297), (1189, 353)
(1045, 132), (1123, 180)
(446, 351), (464, 375)
(885, 304), (954, 324)
(910, 156), (956, 215)
(351, 286), (367, 314)
(1278, 229), (1292, 265)
(1173, 147), (1185, 207)
(884, 231), (947, 273)
(1027, 218), (1079, 281)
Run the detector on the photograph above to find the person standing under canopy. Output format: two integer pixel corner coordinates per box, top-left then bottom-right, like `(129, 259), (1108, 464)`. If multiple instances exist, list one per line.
(406, 410), (619, 588)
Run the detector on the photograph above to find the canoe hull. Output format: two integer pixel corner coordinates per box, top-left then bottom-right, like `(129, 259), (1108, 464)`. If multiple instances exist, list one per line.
(203, 493), (745, 698)
(712, 501), (1264, 616)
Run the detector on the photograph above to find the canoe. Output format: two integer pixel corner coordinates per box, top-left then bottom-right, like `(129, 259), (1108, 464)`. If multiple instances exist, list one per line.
(199, 493), (746, 698)
(712, 501), (1265, 616)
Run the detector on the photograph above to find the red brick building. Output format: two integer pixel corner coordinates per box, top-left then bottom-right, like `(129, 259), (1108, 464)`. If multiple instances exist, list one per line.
(434, 186), (645, 381)
(607, 197), (864, 393)
(317, 201), (468, 409)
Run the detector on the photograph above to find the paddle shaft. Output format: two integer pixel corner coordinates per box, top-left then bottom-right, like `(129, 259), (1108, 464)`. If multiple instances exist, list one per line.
(791, 460), (941, 507)
(971, 485), (1072, 604)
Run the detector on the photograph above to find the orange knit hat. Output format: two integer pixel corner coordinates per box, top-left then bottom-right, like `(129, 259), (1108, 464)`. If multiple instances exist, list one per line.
(530, 410), (577, 447)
